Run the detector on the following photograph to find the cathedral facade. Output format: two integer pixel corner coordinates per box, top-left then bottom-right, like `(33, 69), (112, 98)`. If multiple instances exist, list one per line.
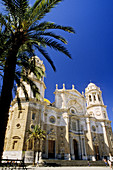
(3, 56), (113, 163)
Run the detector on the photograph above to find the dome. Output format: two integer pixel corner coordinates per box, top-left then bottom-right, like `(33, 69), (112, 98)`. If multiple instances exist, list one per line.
(87, 83), (96, 87)
(85, 82), (99, 93)
(44, 98), (51, 104)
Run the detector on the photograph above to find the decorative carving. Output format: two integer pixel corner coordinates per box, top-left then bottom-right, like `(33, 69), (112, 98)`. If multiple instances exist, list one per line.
(48, 128), (56, 140)
(63, 84), (65, 90)
(56, 84), (58, 90)
(96, 111), (101, 116)
(68, 100), (83, 113)
(72, 85), (75, 90)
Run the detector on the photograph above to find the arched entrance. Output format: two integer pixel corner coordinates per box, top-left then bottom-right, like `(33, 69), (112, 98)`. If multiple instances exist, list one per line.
(73, 139), (79, 160)
(94, 145), (100, 160)
(48, 140), (55, 158)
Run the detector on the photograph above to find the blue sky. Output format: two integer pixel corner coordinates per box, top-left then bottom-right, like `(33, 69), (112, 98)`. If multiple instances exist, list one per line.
(1, 0), (113, 127)
(30, 0), (113, 127)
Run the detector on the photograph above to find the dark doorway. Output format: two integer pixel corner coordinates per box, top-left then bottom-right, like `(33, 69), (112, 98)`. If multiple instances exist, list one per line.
(73, 139), (79, 160)
(94, 145), (100, 160)
(48, 140), (55, 158)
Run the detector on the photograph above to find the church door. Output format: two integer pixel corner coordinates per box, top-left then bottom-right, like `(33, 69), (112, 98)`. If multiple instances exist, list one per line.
(94, 145), (100, 160)
(73, 139), (79, 160)
(48, 140), (55, 158)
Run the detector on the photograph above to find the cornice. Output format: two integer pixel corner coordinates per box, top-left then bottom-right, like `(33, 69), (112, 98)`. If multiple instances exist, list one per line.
(85, 89), (102, 95)
(88, 117), (111, 123)
(54, 89), (85, 100)
(45, 105), (68, 113)
(87, 104), (107, 109)
(11, 97), (46, 107)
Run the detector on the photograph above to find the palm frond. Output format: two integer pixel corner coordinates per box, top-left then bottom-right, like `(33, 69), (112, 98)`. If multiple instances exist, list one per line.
(13, 84), (22, 110)
(21, 74), (40, 99)
(1, 0), (28, 17)
(26, 125), (46, 143)
(31, 0), (42, 11)
(0, 13), (12, 32)
(29, 0), (63, 24)
(15, 72), (29, 101)
(29, 21), (75, 34)
(31, 37), (71, 58)
(1, 0), (16, 15)
(34, 45), (56, 71)
(33, 31), (68, 44)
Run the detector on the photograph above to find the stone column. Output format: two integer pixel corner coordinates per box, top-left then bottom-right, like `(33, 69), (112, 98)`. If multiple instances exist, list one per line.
(102, 123), (109, 155)
(70, 136), (74, 160)
(86, 118), (95, 160)
(81, 137), (87, 160)
(96, 93), (99, 102)
(64, 114), (71, 160)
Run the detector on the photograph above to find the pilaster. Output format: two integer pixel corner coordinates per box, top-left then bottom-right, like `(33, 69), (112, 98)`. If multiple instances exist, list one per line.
(86, 118), (94, 157)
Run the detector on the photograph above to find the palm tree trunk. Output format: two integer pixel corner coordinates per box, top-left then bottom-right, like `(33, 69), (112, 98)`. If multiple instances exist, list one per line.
(0, 41), (22, 162)
(32, 138), (35, 166)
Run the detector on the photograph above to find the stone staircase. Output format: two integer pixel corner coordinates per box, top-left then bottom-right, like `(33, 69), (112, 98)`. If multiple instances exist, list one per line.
(41, 159), (106, 167)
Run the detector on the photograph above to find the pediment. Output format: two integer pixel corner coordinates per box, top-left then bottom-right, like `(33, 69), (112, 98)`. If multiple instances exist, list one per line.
(66, 89), (83, 98)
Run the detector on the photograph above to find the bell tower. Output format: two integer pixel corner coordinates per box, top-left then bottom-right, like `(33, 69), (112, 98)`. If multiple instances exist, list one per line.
(17, 56), (46, 101)
(85, 83), (108, 119)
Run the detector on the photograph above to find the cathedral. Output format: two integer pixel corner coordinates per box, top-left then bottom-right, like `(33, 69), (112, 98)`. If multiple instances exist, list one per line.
(3, 56), (113, 163)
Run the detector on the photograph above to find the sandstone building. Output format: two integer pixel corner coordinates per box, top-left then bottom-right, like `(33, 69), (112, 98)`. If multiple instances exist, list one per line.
(3, 56), (113, 163)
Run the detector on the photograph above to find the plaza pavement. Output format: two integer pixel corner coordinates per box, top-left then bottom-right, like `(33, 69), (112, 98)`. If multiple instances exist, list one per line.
(0, 167), (111, 170)
(25, 167), (111, 170)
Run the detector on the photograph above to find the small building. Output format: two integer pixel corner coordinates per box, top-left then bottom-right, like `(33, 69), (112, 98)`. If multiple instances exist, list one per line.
(3, 56), (113, 163)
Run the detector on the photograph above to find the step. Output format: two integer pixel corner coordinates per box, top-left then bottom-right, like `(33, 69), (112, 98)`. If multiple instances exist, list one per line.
(41, 160), (106, 167)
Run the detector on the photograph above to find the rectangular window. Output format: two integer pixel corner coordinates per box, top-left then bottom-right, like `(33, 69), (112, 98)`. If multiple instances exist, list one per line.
(32, 113), (35, 120)
(12, 141), (18, 149)
(72, 122), (76, 131)
(18, 111), (22, 118)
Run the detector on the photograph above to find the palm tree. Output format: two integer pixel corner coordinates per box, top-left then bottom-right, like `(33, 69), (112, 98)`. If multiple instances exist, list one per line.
(26, 125), (46, 165)
(0, 0), (75, 161)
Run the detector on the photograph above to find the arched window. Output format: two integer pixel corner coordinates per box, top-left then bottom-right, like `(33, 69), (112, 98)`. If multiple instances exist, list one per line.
(103, 112), (106, 118)
(89, 95), (92, 102)
(93, 95), (96, 101)
(98, 95), (101, 101)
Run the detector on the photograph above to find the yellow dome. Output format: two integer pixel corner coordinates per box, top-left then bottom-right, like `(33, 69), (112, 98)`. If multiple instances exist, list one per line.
(44, 98), (51, 104)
